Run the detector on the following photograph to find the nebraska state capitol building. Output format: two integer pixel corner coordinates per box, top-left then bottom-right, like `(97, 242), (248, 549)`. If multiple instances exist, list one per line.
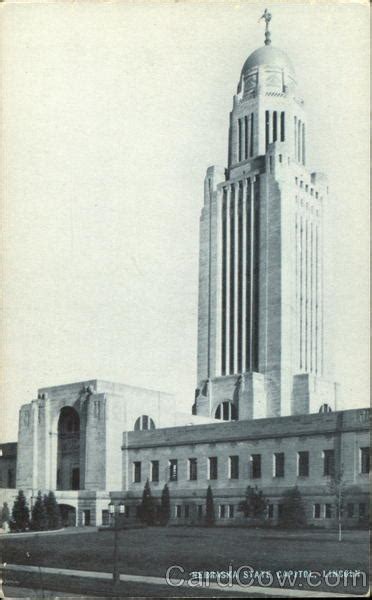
(0, 15), (369, 528)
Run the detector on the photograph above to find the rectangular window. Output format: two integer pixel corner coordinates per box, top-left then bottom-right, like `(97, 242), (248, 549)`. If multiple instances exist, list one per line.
(359, 503), (366, 519)
(175, 505), (182, 518)
(280, 111), (285, 141)
(197, 505), (203, 519)
(133, 461), (141, 483)
(169, 459), (178, 481)
(219, 505), (226, 519)
(323, 450), (335, 476)
(229, 455), (239, 479)
(188, 458), (197, 481)
(251, 454), (261, 479)
(208, 457), (218, 480)
(101, 509), (109, 526)
(325, 504), (332, 519)
(360, 447), (370, 474)
(298, 451), (309, 477)
(151, 460), (159, 483)
(184, 504), (190, 519)
(265, 110), (270, 150)
(268, 504), (274, 519)
(347, 503), (354, 518)
(273, 110), (277, 142)
(250, 113), (254, 157)
(274, 453), (285, 478)
(313, 503), (321, 519)
(228, 504), (234, 518)
(238, 118), (242, 162)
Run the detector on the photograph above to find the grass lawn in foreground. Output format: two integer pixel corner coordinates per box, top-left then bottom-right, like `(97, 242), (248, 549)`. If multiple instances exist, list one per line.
(1, 527), (369, 595)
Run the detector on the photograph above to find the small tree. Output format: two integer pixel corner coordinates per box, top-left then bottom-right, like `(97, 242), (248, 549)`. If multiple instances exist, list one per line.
(31, 491), (48, 531)
(239, 485), (267, 520)
(11, 490), (30, 531)
(279, 486), (307, 528)
(139, 479), (156, 525)
(160, 484), (171, 526)
(1, 502), (10, 527)
(328, 466), (347, 541)
(44, 491), (61, 530)
(205, 485), (215, 527)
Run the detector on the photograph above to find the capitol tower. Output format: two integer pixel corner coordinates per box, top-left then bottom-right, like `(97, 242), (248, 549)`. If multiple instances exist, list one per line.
(194, 11), (338, 421)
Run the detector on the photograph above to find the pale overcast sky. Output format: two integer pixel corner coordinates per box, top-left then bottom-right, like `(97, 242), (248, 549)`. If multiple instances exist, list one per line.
(1, 2), (369, 441)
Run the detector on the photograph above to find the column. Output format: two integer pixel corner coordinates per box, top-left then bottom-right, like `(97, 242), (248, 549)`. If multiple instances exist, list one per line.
(241, 179), (247, 371)
(233, 183), (239, 374)
(215, 187), (223, 376)
(225, 187), (231, 373)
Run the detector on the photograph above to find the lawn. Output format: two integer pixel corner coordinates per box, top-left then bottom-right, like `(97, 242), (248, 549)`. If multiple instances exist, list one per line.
(1, 527), (369, 596)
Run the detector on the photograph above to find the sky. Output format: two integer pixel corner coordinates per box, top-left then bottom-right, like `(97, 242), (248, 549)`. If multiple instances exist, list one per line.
(1, 1), (369, 441)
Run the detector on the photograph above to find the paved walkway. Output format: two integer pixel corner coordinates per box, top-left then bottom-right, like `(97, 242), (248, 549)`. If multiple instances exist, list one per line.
(0, 564), (360, 598)
(0, 527), (97, 540)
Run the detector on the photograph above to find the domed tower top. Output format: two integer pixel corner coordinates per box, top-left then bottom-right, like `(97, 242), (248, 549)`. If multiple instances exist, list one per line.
(241, 45), (295, 77)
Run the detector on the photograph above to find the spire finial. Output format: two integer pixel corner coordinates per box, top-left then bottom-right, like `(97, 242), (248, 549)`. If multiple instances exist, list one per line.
(259, 8), (272, 46)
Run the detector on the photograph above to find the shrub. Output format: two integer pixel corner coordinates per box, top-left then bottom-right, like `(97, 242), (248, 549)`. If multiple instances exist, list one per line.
(239, 485), (267, 520)
(205, 485), (215, 526)
(31, 491), (48, 531)
(160, 484), (171, 525)
(11, 490), (30, 531)
(139, 479), (156, 525)
(44, 491), (61, 530)
(278, 486), (307, 528)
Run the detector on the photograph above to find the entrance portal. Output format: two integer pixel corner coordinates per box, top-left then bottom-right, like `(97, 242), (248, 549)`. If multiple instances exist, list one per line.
(59, 504), (76, 527)
(57, 406), (80, 490)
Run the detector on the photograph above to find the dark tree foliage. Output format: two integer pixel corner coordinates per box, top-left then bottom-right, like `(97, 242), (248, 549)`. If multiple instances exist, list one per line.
(160, 483), (171, 525)
(31, 491), (48, 531)
(11, 490), (30, 531)
(1, 502), (10, 526)
(205, 485), (215, 526)
(139, 479), (156, 525)
(44, 491), (61, 530)
(279, 486), (307, 528)
(239, 485), (267, 519)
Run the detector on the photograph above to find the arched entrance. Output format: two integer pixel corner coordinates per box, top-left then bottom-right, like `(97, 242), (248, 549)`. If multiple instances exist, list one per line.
(59, 503), (76, 527)
(57, 406), (80, 490)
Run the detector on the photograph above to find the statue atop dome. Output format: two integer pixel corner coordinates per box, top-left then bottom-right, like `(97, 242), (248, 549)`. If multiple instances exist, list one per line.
(259, 8), (272, 46)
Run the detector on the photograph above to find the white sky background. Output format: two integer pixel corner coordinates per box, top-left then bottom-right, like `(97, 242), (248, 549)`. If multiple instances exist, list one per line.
(1, 1), (369, 441)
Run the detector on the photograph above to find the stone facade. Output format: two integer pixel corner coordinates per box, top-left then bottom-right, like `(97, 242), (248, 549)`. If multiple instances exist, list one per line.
(195, 43), (338, 420)
(119, 408), (370, 528)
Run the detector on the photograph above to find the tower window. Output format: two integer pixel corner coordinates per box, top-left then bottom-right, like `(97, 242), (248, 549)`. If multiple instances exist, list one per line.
(215, 401), (237, 421)
(250, 113), (254, 156)
(280, 111), (285, 141)
(273, 111), (278, 142)
(244, 115), (249, 159)
(238, 118), (242, 162)
(134, 415), (156, 431)
(265, 110), (270, 150)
